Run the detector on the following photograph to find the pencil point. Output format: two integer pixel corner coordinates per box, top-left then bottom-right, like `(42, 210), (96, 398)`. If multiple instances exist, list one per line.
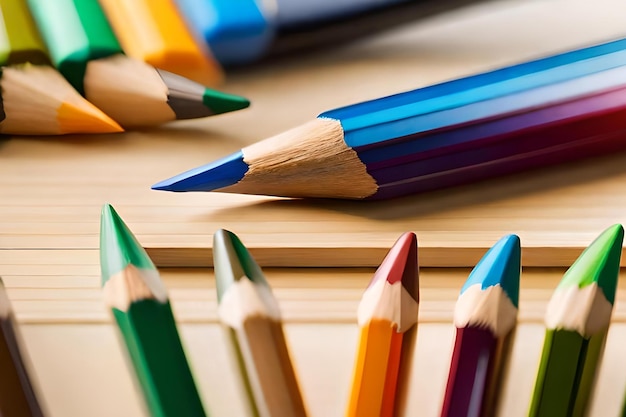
(461, 234), (521, 307)
(370, 232), (419, 300)
(559, 224), (623, 304)
(202, 88), (250, 115)
(213, 229), (267, 301)
(99, 204), (155, 285)
(156, 69), (249, 119)
(152, 151), (248, 192)
(57, 101), (124, 134)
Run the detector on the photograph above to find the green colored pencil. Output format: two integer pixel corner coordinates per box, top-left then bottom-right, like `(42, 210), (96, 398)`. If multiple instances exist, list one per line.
(528, 224), (623, 417)
(213, 229), (307, 417)
(99, 204), (208, 417)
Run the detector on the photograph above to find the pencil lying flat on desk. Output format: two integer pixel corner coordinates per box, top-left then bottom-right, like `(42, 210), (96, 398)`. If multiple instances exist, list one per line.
(346, 232), (419, 417)
(98, 0), (223, 86)
(27, 0), (248, 128)
(153, 37), (626, 199)
(440, 234), (520, 417)
(0, 0), (122, 135)
(0, 277), (47, 417)
(528, 224), (623, 417)
(99, 204), (208, 417)
(213, 229), (307, 417)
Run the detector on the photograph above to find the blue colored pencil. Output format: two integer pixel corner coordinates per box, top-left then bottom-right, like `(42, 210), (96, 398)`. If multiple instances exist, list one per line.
(152, 37), (626, 200)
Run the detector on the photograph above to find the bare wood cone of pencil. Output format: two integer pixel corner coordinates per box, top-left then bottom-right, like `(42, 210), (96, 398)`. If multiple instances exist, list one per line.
(213, 229), (308, 417)
(345, 232), (419, 417)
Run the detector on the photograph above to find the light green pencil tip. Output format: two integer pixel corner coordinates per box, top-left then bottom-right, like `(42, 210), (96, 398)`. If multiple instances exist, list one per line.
(99, 204), (156, 286)
(202, 89), (250, 115)
(212, 229), (267, 302)
(559, 224), (623, 304)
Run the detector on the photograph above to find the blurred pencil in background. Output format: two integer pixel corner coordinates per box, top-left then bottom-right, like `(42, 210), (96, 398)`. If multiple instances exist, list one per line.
(0, 277), (47, 417)
(440, 234), (520, 417)
(213, 229), (307, 417)
(346, 232), (419, 417)
(528, 224), (623, 417)
(0, 0), (122, 135)
(100, 204), (208, 417)
(98, 0), (223, 86)
(27, 0), (248, 129)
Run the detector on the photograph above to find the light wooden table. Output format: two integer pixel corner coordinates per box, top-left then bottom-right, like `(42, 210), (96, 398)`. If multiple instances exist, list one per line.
(2, 0), (626, 416)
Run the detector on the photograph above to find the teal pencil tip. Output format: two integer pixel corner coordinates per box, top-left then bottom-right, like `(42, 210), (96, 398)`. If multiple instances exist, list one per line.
(212, 229), (267, 302)
(203, 88), (250, 115)
(461, 234), (521, 307)
(559, 224), (623, 304)
(99, 204), (155, 286)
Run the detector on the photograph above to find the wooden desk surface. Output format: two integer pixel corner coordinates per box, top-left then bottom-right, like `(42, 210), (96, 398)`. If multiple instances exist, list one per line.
(2, 0), (626, 416)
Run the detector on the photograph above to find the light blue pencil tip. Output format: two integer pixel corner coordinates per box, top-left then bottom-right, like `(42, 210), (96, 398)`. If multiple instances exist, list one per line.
(460, 234), (521, 307)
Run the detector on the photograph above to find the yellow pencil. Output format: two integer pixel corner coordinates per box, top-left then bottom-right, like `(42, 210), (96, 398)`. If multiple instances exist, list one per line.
(346, 232), (419, 417)
(99, 0), (223, 86)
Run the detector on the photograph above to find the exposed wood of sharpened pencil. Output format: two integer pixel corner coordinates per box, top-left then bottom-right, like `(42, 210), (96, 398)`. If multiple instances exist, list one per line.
(0, 278), (46, 417)
(100, 204), (207, 417)
(26, 0), (247, 128)
(98, 0), (223, 86)
(441, 234), (520, 417)
(528, 224), (623, 417)
(0, 65), (122, 135)
(346, 232), (419, 417)
(213, 229), (307, 417)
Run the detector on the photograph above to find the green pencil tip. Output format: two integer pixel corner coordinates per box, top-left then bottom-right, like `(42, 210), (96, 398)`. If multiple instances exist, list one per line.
(99, 204), (156, 286)
(559, 224), (623, 304)
(212, 229), (267, 302)
(202, 89), (250, 115)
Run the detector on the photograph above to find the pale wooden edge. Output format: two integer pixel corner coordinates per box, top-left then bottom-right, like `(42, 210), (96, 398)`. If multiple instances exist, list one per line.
(146, 246), (618, 268)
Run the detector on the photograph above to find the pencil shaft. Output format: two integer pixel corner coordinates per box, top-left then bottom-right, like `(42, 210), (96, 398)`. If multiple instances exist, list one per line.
(441, 326), (499, 417)
(112, 300), (206, 417)
(233, 316), (306, 417)
(0, 317), (45, 417)
(0, 0), (48, 65)
(529, 329), (597, 417)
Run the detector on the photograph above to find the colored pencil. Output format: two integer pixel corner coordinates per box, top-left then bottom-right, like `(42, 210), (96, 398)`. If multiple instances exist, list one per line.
(99, 204), (208, 417)
(0, 277), (47, 417)
(152, 37), (626, 199)
(440, 234), (520, 417)
(98, 0), (223, 86)
(213, 229), (307, 417)
(0, 0), (122, 135)
(176, 0), (275, 66)
(528, 224), (623, 417)
(345, 232), (419, 417)
(27, 0), (249, 128)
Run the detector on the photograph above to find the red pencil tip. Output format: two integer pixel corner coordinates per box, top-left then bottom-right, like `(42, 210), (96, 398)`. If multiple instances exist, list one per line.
(369, 232), (419, 300)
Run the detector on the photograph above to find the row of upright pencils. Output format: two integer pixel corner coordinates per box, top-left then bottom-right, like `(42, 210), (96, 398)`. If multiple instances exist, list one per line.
(0, 208), (624, 416)
(0, 0), (249, 135)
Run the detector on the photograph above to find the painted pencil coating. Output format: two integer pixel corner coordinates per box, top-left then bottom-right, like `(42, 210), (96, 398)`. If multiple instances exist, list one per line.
(347, 232), (419, 417)
(213, 229), (307, 417)
(529, 224), (623, 417)
(27, 0), (122, 93)
(177, 0), (275, 66)
(98, 0), (223, 86)
(0, 0), (49, 65)
(153, 38), (626, 200)
(100, 204), (207, 417)
(441, 235), (520, 417)
(0, 279), (46, 417)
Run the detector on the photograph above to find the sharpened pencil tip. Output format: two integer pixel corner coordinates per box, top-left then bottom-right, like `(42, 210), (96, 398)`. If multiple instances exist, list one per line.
(213, 229), (267, 301)
(369, 232), (419, 300)
(202, 88), (250, 115)
(151, 150), (248, 192)
(461, 234), (521, 307)
(99, 204), (156, 285)
(559, 224), (623, 304)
